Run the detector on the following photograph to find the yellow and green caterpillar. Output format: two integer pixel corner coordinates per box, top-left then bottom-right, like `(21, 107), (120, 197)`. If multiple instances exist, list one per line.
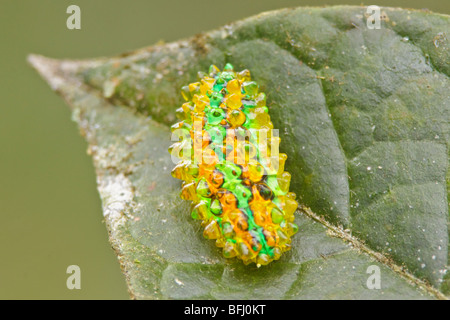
(169, 64), (298, 266)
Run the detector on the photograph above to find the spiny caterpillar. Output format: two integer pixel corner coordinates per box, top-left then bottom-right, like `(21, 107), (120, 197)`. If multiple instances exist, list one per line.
(169, 64), (298, 266)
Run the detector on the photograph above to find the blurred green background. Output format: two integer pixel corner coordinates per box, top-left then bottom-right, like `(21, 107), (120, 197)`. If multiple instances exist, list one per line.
(0, 0), (448, 299)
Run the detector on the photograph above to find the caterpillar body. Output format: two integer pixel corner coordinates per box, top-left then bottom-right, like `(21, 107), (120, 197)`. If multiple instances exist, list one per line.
(169, 64), (298, 266)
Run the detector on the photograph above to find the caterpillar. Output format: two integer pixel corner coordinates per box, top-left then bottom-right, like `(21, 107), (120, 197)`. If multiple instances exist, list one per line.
(169, 64), (298, 266)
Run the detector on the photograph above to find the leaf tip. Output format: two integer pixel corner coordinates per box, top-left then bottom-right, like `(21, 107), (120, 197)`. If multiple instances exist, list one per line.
(28, 54), (67, 91)
(28, 54), (92, 92)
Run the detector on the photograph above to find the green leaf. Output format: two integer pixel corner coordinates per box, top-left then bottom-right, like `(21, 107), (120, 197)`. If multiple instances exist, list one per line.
(29, 6), (449, 299)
